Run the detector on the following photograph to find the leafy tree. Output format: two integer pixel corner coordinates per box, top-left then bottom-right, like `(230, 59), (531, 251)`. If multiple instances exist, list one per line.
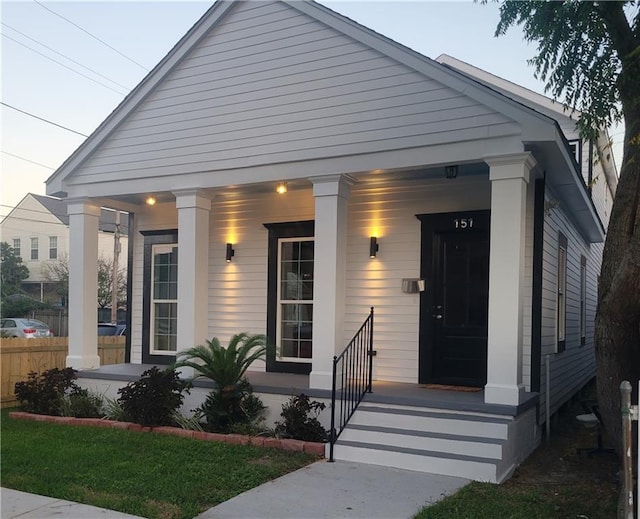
(493, 1), (639, 451)
(42, 254), (127, 310)
(0, 241), (29, 299)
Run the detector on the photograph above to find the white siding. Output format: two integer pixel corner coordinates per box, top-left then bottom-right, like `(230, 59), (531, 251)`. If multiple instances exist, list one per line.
(538, 194), (602, 423)
(129, 176), (491, 382)
(72, 1), (516, 185)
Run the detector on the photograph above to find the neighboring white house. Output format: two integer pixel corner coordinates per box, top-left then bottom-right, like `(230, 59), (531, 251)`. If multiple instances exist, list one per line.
(45, 0), (616, 482)
(0, 193), (128, 305)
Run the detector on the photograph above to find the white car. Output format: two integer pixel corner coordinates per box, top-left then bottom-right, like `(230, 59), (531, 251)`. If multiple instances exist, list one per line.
(0, 318), (54, 338)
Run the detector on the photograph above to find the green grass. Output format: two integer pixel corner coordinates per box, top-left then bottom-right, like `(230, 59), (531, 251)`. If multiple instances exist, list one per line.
(0, 409), (316, 519)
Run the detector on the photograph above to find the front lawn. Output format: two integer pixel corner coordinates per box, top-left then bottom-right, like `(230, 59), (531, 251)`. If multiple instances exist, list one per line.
(0, 409), (316, 519)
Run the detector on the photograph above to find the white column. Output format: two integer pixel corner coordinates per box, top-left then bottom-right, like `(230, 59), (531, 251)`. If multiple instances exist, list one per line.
(309, 174), (354, 389)
(66, 199), (101, 369)
(484, 153), (536, 406)
(174, 190), (211, 356)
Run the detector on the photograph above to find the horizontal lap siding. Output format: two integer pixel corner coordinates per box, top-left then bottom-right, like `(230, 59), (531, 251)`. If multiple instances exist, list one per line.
(346, 178), (491, 383)
(73, 1), (514, 184)
(539, 196), (602, 424)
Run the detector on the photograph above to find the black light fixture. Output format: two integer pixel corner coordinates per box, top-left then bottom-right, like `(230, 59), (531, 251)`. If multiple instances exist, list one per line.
(445, 165), (459, 179)
(226, 243), (235, 262)
(369, 237), (379, 258)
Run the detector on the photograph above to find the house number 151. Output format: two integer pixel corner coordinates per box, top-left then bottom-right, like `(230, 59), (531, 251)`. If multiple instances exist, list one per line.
(454, 218), (474, 229)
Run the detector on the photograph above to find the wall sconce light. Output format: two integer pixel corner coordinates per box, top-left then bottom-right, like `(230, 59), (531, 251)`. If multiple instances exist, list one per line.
(276, 182), (288, 194)
(369, 236), (379, 258)
(445, 165), (458, 179)
(226, 243), (235, 262)
(145, 195), (157, 206)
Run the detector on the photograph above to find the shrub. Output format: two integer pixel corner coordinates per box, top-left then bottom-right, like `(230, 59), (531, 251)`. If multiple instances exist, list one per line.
(198, 378), (266, 433)
(14, 368), (83, 415)
(275, 394), (328, 442)
(60, 390), (105, 418)
(117, 367), (190, 427)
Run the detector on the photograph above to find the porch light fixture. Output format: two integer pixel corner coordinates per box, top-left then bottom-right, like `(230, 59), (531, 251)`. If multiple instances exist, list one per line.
(369, 237), (379, 258)
(276, 182), (288, 194)
(145, 195), (157, 206)
(225, 243), (235, 262)
(445, 165), (458, 179)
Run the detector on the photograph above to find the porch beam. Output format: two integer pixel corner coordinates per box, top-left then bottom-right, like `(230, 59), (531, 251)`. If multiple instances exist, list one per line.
(309, 174), (355, 390)
(66, 199), (101, 369)
(484, 153), (536, 406)
(174, 190), (211, 358)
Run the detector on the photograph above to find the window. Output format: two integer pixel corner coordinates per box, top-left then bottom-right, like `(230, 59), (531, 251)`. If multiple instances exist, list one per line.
(556, 232), (568, 352)
(30, 237), (38, 260)
(277, 238), (314, 361)
(568, 139), (582, 168)
(49, 236), (58, 259)
(12, 239), (20, 257)
(580, 256), (587, 346)
(150, 244), (178, 354)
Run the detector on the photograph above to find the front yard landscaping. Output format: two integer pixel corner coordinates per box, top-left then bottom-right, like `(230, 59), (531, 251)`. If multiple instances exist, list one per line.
(0, 408), (317, 519)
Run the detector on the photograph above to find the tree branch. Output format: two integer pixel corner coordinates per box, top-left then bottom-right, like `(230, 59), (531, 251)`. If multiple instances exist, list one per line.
(596, 2), (637, 58)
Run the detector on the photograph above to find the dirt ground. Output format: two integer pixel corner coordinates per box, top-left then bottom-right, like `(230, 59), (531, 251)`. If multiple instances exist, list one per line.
(505, 384), (623, 518)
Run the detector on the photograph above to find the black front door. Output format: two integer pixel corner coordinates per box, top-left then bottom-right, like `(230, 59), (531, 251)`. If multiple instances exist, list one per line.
(418, 211), (490, 387)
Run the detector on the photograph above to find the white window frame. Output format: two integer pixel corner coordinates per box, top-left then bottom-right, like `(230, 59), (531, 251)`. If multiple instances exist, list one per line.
(580, 255), (587, 346)
(30, 237), (38, 260)
(150, 243), (178, 355)
(49, 236), (58, 259)
(556, 232), (568, 352)
(276, 237), (314, 363)
(12, 238), (20, 257)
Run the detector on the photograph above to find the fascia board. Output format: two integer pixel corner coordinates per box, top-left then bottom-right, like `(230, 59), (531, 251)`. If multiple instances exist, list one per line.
(45, 0), (236, 193)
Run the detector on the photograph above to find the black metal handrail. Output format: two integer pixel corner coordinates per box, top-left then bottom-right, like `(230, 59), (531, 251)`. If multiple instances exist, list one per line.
(329, 307), (374, 461)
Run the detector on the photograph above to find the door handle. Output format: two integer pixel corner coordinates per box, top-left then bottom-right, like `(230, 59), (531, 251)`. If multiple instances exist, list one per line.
(433, 314), (443, 319)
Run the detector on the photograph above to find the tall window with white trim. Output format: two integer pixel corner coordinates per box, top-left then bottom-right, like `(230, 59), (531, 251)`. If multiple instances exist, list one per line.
(556, 232), (568, 352)
(12, 238), (20, 257)
(151, 244), (178, 354)
(30, 237), (38, 260)
(49, 236), (58, 259)
(277, 238), (314, 361)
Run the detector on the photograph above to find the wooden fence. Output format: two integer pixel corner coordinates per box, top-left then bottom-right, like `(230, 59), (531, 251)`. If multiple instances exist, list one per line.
(0, 337), (125, 408)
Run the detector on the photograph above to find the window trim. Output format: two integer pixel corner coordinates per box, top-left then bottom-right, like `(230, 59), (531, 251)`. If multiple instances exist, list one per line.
(12, 238), (20, 257)
(264, 220), (314, 374)
(276, 237), (314, 363)
(149, 244), (178, 356)
(30, 237), (38, 260)
(580, 255), (587, 346)
(49, 236), (58, 260)
(556, 232), (568, 353)
(141, 230), (178, 365)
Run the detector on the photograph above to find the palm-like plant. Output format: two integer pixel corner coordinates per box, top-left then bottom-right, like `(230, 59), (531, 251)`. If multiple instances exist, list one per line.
(173, 333), (270, 432)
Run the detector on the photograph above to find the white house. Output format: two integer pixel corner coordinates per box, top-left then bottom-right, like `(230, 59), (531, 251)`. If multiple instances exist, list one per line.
(0, 193), (128, 305)
(45, 0), (615, 482)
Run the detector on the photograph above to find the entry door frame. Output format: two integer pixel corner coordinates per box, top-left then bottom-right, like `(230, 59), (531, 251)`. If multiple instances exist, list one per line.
(417, 210), (490, 386)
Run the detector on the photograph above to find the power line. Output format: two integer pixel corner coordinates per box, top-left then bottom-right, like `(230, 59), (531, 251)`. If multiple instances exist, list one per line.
(2, 34), (128, 96)
(33, 0), (149, 72)
(1, 101), (89, 137)
(1, 151), (55, 170)
(1, 22), (132, 91)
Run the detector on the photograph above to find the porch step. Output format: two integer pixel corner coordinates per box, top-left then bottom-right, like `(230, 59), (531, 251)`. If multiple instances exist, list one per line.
(331, 402), (515, 483)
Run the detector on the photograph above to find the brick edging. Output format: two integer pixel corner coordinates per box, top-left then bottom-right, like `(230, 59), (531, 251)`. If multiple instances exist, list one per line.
(8, 411), (326, 456)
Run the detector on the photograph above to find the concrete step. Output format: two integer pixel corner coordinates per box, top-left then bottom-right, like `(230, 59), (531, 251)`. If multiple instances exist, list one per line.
(340, 424), (505, 459)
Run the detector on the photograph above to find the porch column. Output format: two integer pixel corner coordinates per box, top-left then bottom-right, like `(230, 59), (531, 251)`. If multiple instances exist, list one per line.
(66, 199), (101, 369)
(310, 174), (354, 390)
(484, 153), (536, 406)
(174, 190), (210, 356)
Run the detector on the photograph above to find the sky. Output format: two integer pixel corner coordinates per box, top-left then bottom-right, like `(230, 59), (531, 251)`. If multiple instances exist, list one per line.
(0, 0), (624, 221)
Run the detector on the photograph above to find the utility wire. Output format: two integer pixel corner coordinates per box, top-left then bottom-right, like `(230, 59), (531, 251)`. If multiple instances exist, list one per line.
(2, 34), (128, 96)
(1, 101), (89, 137)
(1, 151), (55, 169)
(33, 0), (149, 72)
(1, 22), (132, 91)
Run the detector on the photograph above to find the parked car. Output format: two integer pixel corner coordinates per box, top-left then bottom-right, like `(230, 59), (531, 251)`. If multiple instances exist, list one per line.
(0, 318), (54, 338)
(98, 323), (127, 336)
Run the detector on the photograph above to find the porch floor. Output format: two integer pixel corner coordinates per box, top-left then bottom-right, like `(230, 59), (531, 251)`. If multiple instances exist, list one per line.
(79, 364), (537, 418)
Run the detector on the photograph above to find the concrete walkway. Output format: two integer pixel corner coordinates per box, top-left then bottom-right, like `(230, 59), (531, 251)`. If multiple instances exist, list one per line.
(2, 461), (468, 519)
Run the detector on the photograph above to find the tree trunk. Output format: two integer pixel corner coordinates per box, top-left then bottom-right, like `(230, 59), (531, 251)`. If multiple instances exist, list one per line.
(595, 57), (640, 454)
